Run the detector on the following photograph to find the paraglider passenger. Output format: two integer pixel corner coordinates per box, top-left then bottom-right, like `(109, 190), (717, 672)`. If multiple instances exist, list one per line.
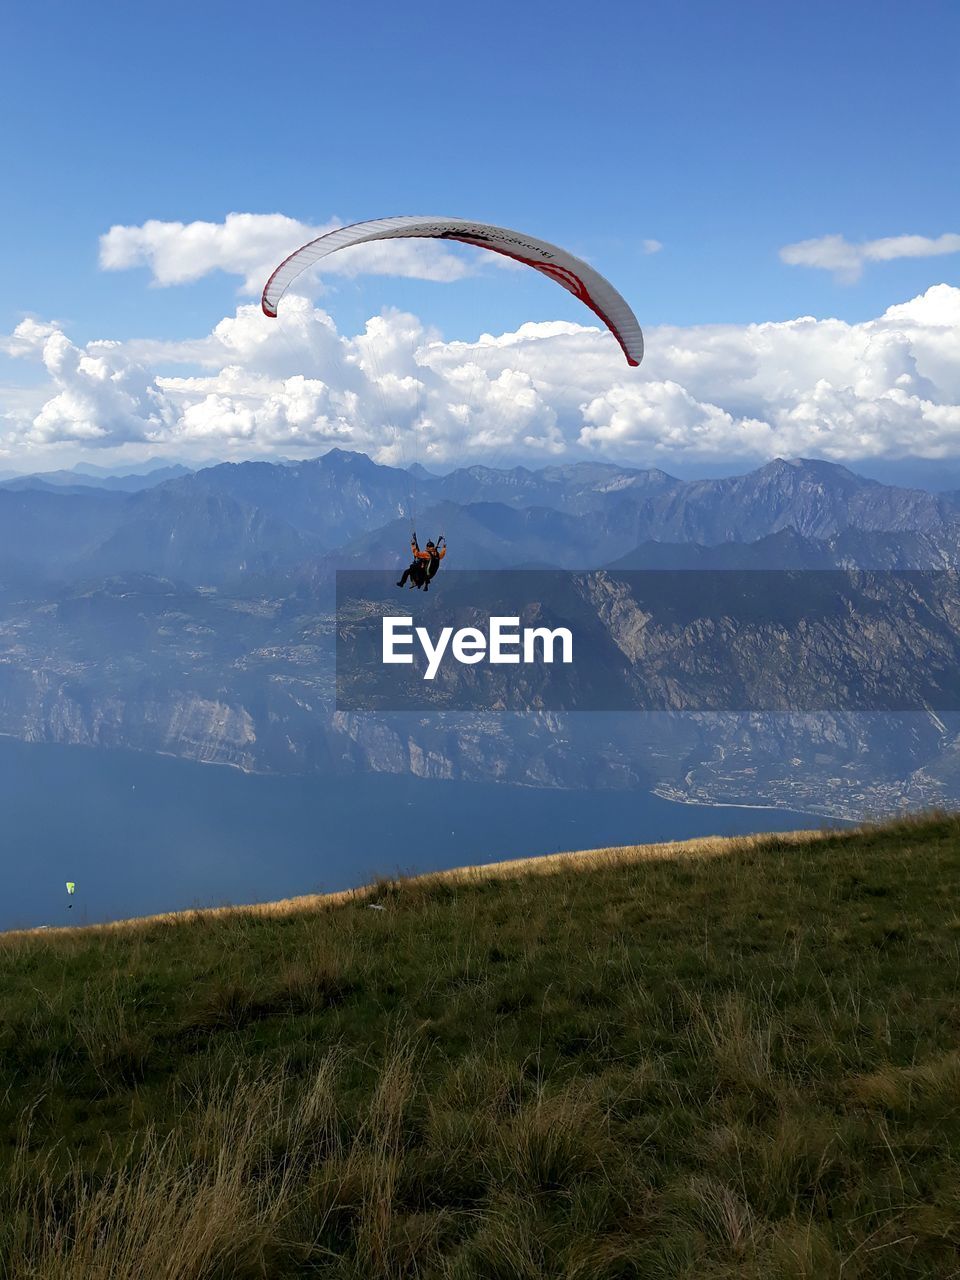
(422, 537), (445, 590)
(396, 558), (425, 589)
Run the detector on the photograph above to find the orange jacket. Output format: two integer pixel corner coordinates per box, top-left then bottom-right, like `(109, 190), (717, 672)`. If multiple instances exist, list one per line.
(412, 541), (445, 562)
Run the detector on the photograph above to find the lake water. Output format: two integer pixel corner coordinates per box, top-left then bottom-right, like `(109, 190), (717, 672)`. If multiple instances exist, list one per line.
(0, 736), (843, 931)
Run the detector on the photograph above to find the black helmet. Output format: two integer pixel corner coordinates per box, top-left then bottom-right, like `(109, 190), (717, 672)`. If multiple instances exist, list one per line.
(426, 540), (436, 549)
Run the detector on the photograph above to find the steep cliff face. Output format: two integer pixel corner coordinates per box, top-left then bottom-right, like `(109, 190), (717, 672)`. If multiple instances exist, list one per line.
(1, 569), (957, 820)
(2, 649), (951, 818)
(0, 667), (259, 769)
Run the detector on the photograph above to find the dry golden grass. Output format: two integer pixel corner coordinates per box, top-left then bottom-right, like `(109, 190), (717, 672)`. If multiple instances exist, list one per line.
(2, 821), (842, 944)
(5, 1064), (311, 1279)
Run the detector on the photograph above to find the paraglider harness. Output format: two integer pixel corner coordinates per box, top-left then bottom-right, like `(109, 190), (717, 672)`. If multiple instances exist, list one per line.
(397, 533), (446, 590)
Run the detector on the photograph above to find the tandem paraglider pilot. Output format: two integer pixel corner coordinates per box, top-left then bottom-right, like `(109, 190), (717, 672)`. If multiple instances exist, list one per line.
(397, 532), (446, 591)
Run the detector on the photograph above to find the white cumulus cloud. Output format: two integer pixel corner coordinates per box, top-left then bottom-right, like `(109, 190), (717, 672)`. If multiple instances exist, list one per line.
(780, 232), (960, 283)
(3, 320), (176, 446)
(3, 284), (960, 469)
(99, 212), (477, 295)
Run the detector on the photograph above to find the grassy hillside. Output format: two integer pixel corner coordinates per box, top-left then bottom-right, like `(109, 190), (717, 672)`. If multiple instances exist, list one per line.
(2, 816), (960, 1277)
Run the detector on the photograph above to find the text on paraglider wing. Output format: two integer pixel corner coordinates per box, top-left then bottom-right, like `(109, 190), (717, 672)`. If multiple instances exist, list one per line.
(382, 617), (574, 681)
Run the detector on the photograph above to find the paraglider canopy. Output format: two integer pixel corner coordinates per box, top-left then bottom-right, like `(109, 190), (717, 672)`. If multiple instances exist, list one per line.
(65, 882), (75, 894)
(261, 216), (644, 367)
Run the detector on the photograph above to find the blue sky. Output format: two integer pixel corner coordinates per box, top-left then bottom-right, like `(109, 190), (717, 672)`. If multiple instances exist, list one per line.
(1, 0), (958, 472)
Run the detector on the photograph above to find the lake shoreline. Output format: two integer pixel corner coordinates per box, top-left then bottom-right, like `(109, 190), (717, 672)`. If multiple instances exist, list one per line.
(0, 736), (845, 932)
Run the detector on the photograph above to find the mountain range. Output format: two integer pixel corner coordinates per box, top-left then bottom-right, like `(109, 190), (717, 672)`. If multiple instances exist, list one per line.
(4, 450), (960, 588)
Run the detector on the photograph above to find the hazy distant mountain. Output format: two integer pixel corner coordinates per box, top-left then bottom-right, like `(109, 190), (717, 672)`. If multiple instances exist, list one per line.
(74, 464), (194, 491)
(0, 488), (128, 583)
(411, 456), (960, 545)
(1, 464), (193, 494)
(158, 450), (417, 546)
(87, 485), (320, 585)
(72, 457), (206, 478)
(525, 457), (960, 548)
(4, 450), (960, 589)
(607, 526), (954, 571)
(426, 460), (679, 515)
(648, 458), (960, 543)
(407, 462), (441, 480)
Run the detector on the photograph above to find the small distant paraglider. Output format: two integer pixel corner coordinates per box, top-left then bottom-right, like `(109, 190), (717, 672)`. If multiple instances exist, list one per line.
(65, 881), (75, 909)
